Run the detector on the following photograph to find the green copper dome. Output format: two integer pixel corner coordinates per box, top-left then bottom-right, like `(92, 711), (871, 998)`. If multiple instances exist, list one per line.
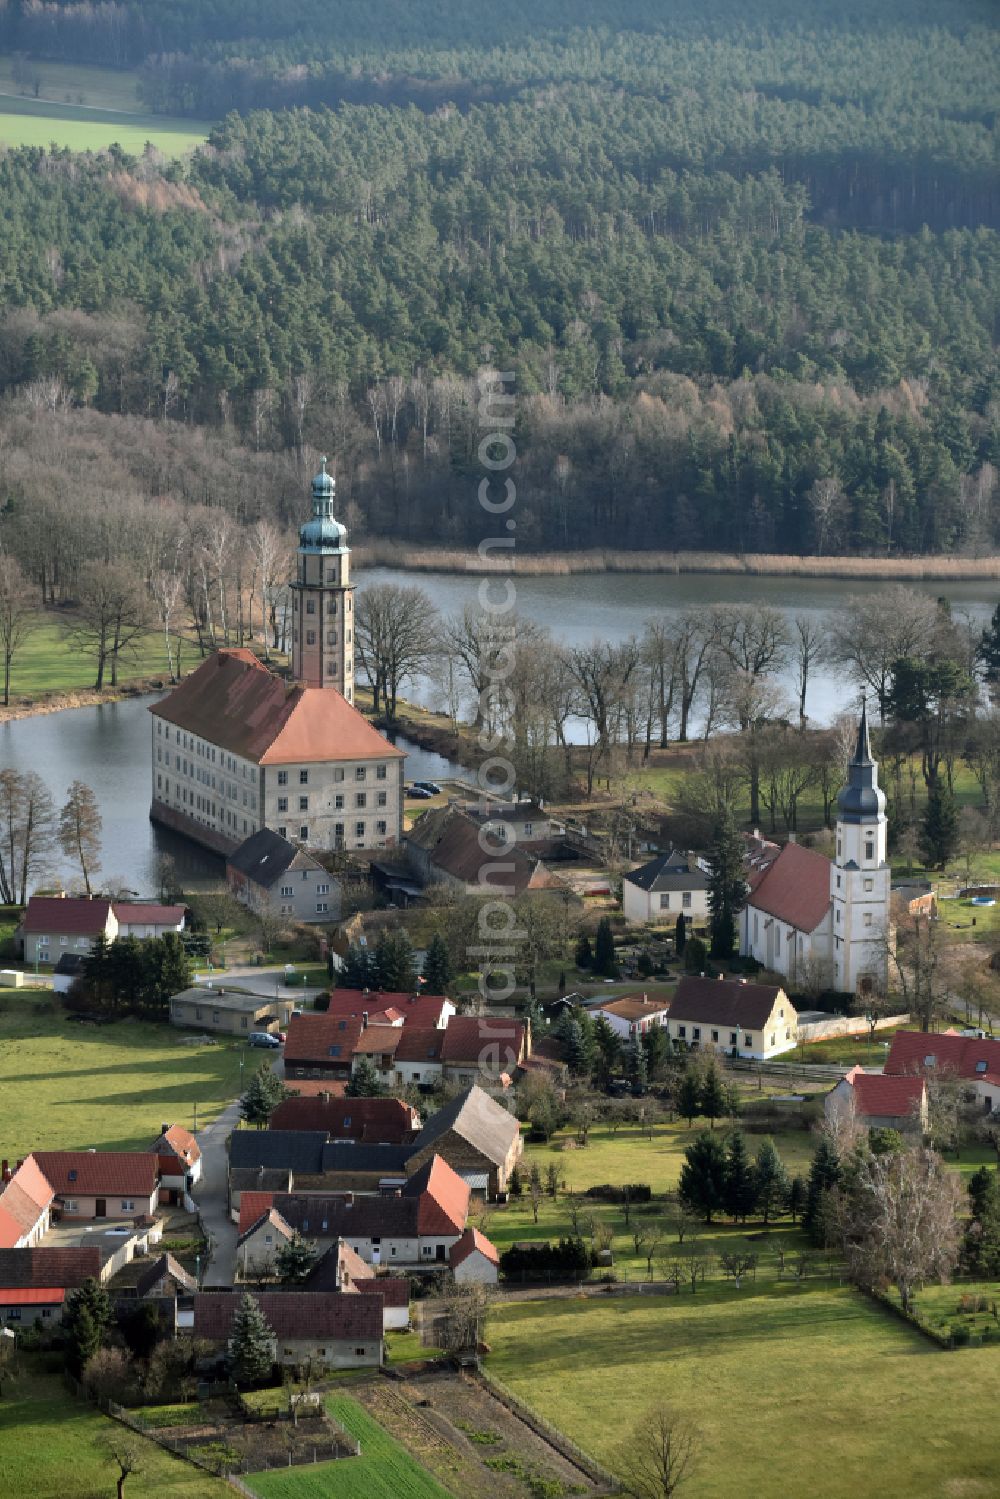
(299, 457), (348, 552)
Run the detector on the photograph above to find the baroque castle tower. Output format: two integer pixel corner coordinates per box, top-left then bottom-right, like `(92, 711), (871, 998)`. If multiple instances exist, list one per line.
(290, 458), (355, 699)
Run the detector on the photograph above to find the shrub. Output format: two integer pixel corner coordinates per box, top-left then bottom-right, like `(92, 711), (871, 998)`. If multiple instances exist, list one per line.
(500, 1237), (590, 1283)
(951, 1324), (971, 1346)
(583, 1183), (652, 1203)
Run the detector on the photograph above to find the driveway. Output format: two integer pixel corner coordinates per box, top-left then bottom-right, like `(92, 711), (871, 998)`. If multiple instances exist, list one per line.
(193, 1097), (242, 1287)
(194, 966), (325, 1005)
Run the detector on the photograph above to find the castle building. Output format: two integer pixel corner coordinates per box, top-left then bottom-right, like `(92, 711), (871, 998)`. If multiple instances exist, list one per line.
(150, 463), (404, 856)
(739, 704), (889, 996)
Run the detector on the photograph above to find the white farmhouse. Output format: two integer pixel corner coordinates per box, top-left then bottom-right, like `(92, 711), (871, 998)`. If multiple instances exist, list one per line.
(622, 850), (708, 926)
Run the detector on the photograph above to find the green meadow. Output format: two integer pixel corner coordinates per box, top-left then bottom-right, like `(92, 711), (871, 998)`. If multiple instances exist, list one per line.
(0, 58), (210, 155)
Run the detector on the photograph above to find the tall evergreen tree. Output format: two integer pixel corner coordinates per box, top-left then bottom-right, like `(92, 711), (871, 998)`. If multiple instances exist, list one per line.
(698, 1057), (727, 1129)
(240, 1061), (286, 1128)
(422, 931), (452, 993)
(674, 911), (687, 956)
(574, 934), (593, 970)
(803, 1138), (841, 1245)
(275, 1233), (319, 1285)
(628, 1031), (648, 1094)
(230, 1294), (274, 1386)
(347, 1055), (384, 1097)
(678, 1132), (728, 1223)
(753, 1139), (791, 1224)
(723, 1130), (757, 1222)
(375, 930), (417, 991)
(64, 1278), (112, 1378)
(563, 1019), (590, 1077)
(340, 942), (378, 990)
(677, 1068), (702, 1127)
(707, 809), (746, 959)
(592, 918), (618, 979)
(920, 779), (958, 868)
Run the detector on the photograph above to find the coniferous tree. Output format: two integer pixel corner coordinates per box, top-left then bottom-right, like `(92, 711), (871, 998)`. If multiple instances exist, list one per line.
(628, 1032), (648, 1094)
(275, 1233), (319, 1285)
(753, 1139), (791, 1224)
(340, 942), (377, 990)
(674, 912), (687, 956)
(803, 1138), (841, 1245)
(563, 1019), (590, 1077)
(678, 1132), (728, 1223)
(575, 934), (593, 970)
(592, 1013), (621, 1084)
(677, 1068), (702, 1127)
(977, 605), (1000, 698)
(698, 1057), (727, 1129)
(422, 931), (452, 993)
(347, 1055), (384, 1097)
(592, 918), (618, 979)
(920, 779), (959, 868)
(684, 935), (708, 974)
(707, 809), (746, 959)
(240, 1061), (286, 1128)
(375, 930), (417, 991)
(787, 1175), (806, 1224)
(723, 1131), (757, 1222)
(230, 1294), (274, 1386)
(64, 1278), (112, 1378)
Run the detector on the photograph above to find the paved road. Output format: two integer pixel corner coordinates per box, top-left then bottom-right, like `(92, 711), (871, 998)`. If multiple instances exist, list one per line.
(194, 966), (325, 1004)
(193, 1098), (242, 1288)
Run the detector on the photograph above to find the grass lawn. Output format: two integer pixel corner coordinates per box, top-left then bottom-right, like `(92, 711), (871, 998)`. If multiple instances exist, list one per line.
(7, 617), (177, 699)
(245, 1394), (454, 1499)
(0, 986), (244, 1154)
(899, 1278), (1000, 1339)
(0, 59), (211, 156)
(486, 1284), (999, 1499)
(0, 1356), (228, 1499)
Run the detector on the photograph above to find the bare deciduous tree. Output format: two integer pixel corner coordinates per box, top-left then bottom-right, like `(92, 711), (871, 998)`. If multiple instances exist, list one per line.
(58, 780), (102, 895)
(355, 582), (439, 721)
(0, 551), (36, 707)
(840, 1146), (962, 1314)
(830, 587), (939, 721)
(0, 769), (56, 904)
(617, 1405), (701, 1499)
(70, 561), (151, 690)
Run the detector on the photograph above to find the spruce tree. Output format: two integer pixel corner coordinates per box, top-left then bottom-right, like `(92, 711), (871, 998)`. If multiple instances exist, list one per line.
(230, 1294), (274, 1386)
(64, 1278), (111, 1378)
(977, 604), (1000, 697)
(707, 809), (746, 959)
(592, 918), (618, 979)
(753, 1140), (791, 1224)
(698, 1057), (727, 1129)
(628, 1032), (648, 1094)
(920, 779), (958, 868)
(563, 1019), (590, 1077)
(723, 1131), (757, 1222)
(787, 1175), (806, 1224)
(674, 912), (687, 956)
(341, 942), (377, 990)
(677, 1068), (702, 1127)
(803, 1138), (841, 1245)
(275, 1233), (319, 1285)
(347, 1055), (384, 1097)
(684, 935), (708, 974)
(678, 1132), (728, 1223)
(422, 931), (452, 993)
(575, 934), (593, 969)
(240, 1061), (285, 1128)
(375, 930), (417, 991)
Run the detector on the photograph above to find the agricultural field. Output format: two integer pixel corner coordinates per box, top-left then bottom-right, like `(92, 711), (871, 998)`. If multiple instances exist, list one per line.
(0, 1356), (228, 1499)
(0, 58), (210, 154)
(486, 1285), (1000, 1499)
(0, 984), (244, 1155)
(246, 1393), (454, 1499)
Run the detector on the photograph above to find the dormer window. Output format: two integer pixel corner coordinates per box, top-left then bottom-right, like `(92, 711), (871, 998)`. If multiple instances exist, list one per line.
(976, 1060), (988, 1073)
(924, 1055), (936, 1067)
(68, 1170), (77, 1182)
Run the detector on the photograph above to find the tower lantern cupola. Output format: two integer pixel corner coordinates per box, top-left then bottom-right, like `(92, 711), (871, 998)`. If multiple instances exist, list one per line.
(290, 458), (354, 697)
(836, 699), (886, 825)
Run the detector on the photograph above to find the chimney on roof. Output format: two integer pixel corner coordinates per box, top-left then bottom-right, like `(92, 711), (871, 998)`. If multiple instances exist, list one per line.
(15, 1159), (23, 1171)
(362, 1011), (369, 1030)
(320, 1091), (330, 1103)
(161, 1123), (170, 1136)
(362, 988), (369, 997)
(1, 1161), (9, 1183)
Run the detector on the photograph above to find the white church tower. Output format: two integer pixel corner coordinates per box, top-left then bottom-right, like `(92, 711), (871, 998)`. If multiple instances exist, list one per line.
(831, 701), (890, 995)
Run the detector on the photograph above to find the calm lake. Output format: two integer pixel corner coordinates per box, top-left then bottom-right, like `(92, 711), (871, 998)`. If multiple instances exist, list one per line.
(2, 570), (997, 895)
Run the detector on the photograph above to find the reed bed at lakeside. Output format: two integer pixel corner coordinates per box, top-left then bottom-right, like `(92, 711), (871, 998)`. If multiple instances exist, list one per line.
(354, 543), (1000, 580)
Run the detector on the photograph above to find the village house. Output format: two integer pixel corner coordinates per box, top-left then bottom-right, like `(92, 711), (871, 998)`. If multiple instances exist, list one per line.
(19, 896), (185, 967)
(405, 804), (566, 896)
(151, 1124), (202, 1199)
(30, 1152), (160, 1222)
(236, 1155), (471, 1275)
(322, 990), (456, 1029)
(450, 1227), (500, 1285)
(621, 850), (709, 927)
(268, 1096), (420, 1141)
(301, 1240), (411, 1331)
(405, 1085), (523, 1198)
(0, 1247), (101, 1327)
(193, 1290), (383, 1372)
(227, 828), (340, 924)
(740, 707), (890, 996)
(825, 1068), (928, 1132)
(439, 1016), (528, 1089)
(665, 976), (799, 1061)
(589, 996), (671, 1039)
(393, 1028), (445, 1091)
(284, 1013), (365, 1080)
(457, 798), (565, 846)
(884, 1030), (1000, 1114)
(150, 466), (405, 857)
(169, 985), (298, 1037)
(229, 1086), (523, 1203)
(0, 1157), (56, 1247)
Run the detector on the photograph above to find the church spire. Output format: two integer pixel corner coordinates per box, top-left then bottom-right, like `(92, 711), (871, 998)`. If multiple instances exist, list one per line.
(852, 697), (873, 767)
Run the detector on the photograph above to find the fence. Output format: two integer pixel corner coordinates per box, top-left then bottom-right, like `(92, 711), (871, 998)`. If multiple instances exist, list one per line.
(474, 1365), (620, 1492)
(727, 1056), (849, 1083)
(104, 1397), (359, 1478)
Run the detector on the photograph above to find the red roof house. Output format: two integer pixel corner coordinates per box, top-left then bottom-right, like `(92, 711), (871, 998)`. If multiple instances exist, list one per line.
(884, 1030), (1000, 1111)
(284, 1013), (365, 1077)
(269, 1097), (420, 1141)
(151, 1124), (202, 1191)
(30, 1152), (159, 1220)
(0, 1158), (56, 1247)
(825, 1067), (928, 1131)
(0, 1247), (102, 1323)
(450, 1227), (500, 1283)
(192, 1290), (383, 1368)
(440, 1017), (527, 1083)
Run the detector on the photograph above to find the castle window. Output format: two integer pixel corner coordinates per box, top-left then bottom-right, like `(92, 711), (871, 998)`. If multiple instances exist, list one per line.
(327, 631), (337, 645)
(377, 820), (387, 835)
(356, 793), (366, 809)
(355, 767), (366, 781)
(277, 798), (287, 813)
(335, 795), (344, 810)
(865, 840), (874, 860)
(377, 792), (387, 807)
(306, 630), (316, 645)
(299, 796), (309, 812)
(864, 878), (874, 892)
(355, 822), (365, 839)
(376, 765), (387, 780)
(334, 768), (344, 782)
(300, 770), (309, 785)
(299, 826), (309, 841)
(306, 599), (316, 614)
(277, 771), (288, 787)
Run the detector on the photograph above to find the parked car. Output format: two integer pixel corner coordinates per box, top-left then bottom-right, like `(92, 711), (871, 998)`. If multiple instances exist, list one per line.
(406, 785), (434, 799)
(248, 1031), (281, 1049)
(414, 780), (442, 795)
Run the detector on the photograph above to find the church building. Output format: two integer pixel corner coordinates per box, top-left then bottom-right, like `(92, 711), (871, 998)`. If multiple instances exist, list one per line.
(739, 704), (890, 996)
(150, 461), (405, 856)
